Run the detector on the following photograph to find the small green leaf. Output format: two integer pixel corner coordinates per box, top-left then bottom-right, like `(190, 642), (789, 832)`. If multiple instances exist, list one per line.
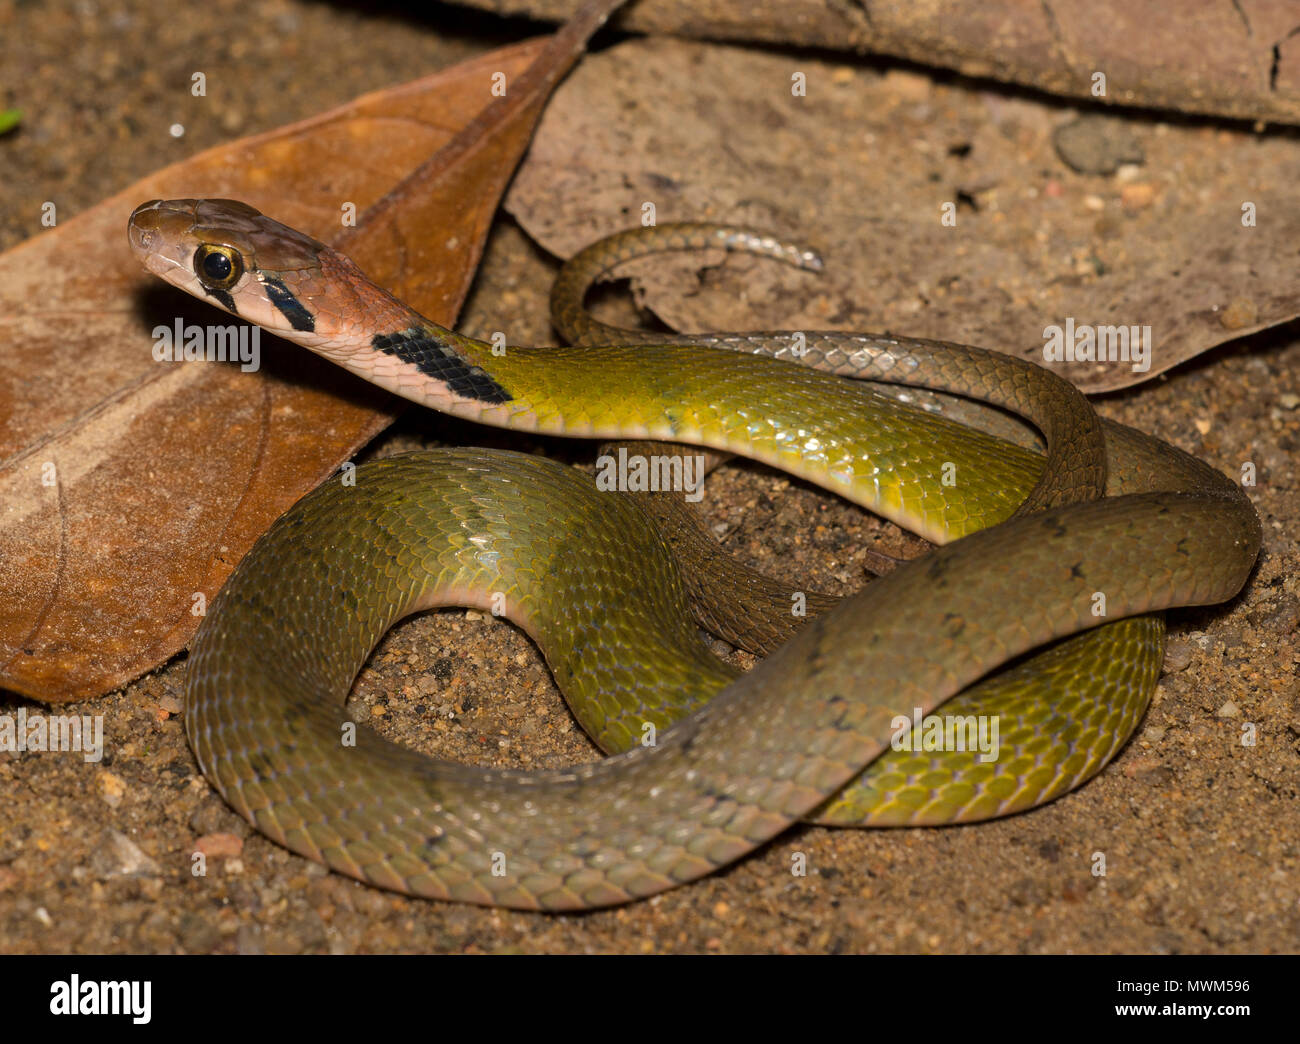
(0, 109), (22, 135)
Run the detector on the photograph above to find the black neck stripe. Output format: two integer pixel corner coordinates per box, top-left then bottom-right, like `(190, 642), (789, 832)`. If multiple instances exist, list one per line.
(261, 276), (316, 333)
(372, 329), (513, 404)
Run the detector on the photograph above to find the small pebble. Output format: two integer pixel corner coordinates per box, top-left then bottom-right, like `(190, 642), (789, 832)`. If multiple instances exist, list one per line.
(195, 833), (245, 859)
(1137, 763), (1176, 786)
(98, 770), (126, 807)
(1120, 183), (1156, 210)
(1219, 298), (1258, 330)
(1053, 115), (1145, 174)
(1216, 701), (1240, 718)
(1162, 639), (1193, 672)
(92, 829), (161, 879)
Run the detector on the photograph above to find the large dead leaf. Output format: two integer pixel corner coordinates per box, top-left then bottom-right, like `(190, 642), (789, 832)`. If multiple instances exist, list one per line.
(0, 2), (622, 702)
(507, 38), (1300, 393)
(453, 0), (1300, 126)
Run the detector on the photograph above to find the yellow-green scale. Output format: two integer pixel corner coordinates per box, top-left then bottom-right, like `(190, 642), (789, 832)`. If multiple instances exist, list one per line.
(455, 338), (1043, 544)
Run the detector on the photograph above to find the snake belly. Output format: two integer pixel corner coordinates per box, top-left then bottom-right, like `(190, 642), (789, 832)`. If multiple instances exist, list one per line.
(128, 200), (1261, 909)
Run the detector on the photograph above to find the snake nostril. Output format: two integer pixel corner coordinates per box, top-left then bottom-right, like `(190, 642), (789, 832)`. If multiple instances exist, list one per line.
(127, 223), (156, 255)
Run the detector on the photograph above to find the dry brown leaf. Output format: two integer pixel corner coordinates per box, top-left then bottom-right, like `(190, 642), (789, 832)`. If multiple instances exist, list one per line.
(0, 2), (622, 703)
(507, 38), (1300, 394)
(451, 0), (1300, 127)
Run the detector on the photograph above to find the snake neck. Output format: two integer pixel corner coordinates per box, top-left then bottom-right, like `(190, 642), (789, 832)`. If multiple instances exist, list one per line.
(367, 322), (515, 406)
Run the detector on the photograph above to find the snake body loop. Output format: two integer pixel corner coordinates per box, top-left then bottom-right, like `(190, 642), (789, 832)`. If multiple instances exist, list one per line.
(128, 201), (1260, 909)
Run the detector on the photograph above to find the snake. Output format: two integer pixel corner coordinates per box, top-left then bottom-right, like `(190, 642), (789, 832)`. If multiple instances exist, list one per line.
(127, 198), (1260, 910)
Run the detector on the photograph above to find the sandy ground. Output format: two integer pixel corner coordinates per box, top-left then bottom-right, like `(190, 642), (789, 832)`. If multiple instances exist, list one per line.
(1, 0), (1296, 953)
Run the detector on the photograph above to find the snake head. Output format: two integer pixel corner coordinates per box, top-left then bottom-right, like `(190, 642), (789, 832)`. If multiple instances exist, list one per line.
(128, 198), (417, 356)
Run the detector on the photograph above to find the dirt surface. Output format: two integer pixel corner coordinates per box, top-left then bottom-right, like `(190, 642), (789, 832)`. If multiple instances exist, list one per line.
(1, 0), (1296, 954)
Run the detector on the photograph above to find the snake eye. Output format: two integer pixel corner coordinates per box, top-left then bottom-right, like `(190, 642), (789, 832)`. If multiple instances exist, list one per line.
(193, 244), (244, 291)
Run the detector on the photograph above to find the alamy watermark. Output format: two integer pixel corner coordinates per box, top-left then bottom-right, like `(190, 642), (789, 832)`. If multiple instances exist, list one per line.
(890, 706), (1000, 763)
(49, 975), (150, 1023)
(1043, 318), (1151, 373)
(594, 446), (706, 503)
(0, 708), (103, 762)
(152, 318), (260, 372)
